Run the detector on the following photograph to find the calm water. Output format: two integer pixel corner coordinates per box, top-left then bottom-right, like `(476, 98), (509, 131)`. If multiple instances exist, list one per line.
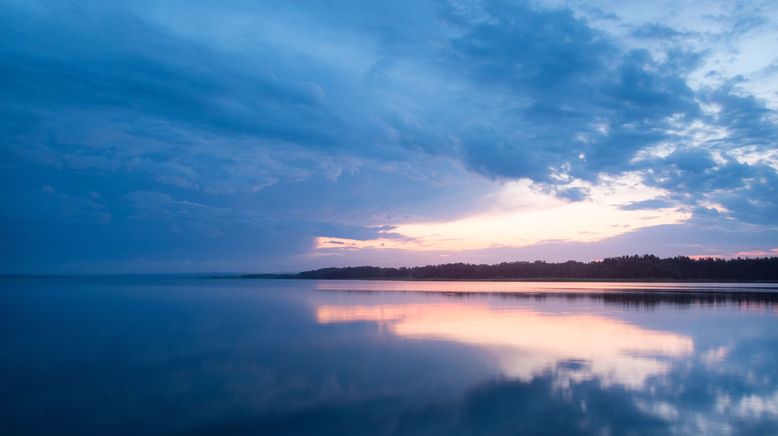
(1, 278), (777, 435)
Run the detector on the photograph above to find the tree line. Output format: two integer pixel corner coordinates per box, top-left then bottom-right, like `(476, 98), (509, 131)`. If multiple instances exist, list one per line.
(246, 255), (778, 281)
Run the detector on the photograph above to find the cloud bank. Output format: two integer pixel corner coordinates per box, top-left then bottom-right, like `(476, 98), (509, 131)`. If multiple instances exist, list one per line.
(1, 0), (777, 272)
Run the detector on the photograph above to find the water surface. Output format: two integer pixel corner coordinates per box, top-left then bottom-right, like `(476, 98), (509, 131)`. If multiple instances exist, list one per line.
(1, 277), (777, 435)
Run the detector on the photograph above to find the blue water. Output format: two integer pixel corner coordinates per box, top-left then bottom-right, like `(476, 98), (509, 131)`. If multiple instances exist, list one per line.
(1, 277), (777, 435)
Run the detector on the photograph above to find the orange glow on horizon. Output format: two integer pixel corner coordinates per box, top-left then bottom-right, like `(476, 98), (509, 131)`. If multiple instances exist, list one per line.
(313, 178), (690, 252)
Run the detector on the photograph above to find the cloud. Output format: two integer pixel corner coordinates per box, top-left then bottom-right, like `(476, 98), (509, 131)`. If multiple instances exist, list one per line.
(306, 220), (778, 268)
(430, 1), (702, 182)
(621, 198), (674, 210)
(631, 23), (689, 40)
(1, 0), (777, 271)
(638, 147), (778, 224)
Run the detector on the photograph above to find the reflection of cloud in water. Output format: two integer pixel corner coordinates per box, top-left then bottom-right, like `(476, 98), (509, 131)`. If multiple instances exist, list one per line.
(317, 303), (693, 388)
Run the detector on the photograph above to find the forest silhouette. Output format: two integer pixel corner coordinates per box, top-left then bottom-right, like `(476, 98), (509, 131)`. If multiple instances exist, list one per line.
(246, 255), (778, 281)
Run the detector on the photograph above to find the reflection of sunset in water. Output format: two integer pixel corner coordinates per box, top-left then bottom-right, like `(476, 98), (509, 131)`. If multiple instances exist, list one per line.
(317, 303), (693, 388)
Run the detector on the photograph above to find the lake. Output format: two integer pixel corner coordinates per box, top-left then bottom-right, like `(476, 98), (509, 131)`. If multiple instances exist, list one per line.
(1, 277), (777, 435)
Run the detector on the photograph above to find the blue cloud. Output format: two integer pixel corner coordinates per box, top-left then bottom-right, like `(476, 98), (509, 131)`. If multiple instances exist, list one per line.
(1, 0), (777, 272)
(631, 23), (689, 40)
(556, 187), (589, 202)
(638, 145), (778, 224)
(429, 2), (702, 181)
(620, 199), (673, 211)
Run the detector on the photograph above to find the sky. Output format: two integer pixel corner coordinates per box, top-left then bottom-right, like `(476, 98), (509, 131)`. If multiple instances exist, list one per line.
(1, 0), (778, 273)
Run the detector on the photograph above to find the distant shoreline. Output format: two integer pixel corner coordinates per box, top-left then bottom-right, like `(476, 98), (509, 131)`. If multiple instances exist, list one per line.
(233, 276), (778, 283)
(1, 275), (776, 283)
(234, 255), (778, 282)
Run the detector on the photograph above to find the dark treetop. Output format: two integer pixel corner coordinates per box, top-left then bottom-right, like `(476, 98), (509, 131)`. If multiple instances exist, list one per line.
(245, 255), (778, 281)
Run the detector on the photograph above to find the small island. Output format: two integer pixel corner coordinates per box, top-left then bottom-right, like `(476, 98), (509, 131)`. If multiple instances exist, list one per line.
(243, 255), (778, 281)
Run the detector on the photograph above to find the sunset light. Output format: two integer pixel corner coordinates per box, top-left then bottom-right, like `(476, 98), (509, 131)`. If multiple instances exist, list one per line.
(317, 302), (693, 388)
